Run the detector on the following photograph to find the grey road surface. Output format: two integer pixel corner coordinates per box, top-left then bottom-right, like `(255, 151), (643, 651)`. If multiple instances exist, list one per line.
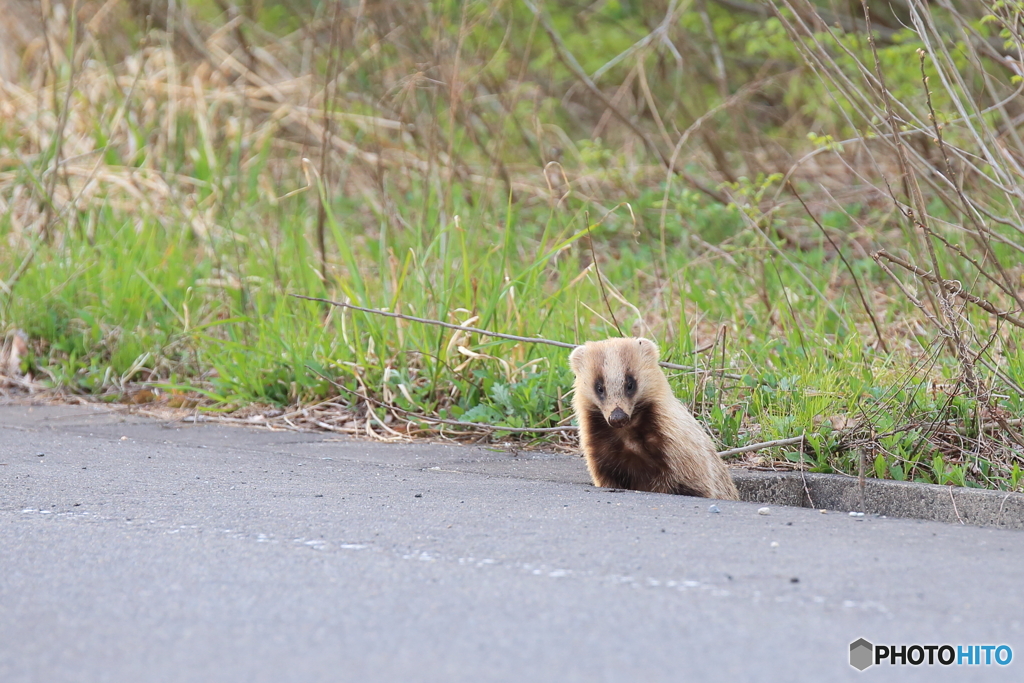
(1, 405), (1021, 682)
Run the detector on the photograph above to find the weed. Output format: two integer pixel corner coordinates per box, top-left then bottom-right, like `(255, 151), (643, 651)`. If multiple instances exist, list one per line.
(1, 0), (1022, 492)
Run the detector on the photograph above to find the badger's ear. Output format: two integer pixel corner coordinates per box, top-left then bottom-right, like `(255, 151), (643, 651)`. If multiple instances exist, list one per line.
(636, 337), (660, 361)
(568, 345), (586, 375)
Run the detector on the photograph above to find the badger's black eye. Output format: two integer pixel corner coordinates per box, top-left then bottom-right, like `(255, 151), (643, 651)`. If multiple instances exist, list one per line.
(624, 374), (637, 397)
(594, 379), (606, 400)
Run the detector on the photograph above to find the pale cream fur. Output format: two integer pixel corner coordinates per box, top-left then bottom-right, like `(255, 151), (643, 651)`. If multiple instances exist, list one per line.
(570, 337), (739, 500)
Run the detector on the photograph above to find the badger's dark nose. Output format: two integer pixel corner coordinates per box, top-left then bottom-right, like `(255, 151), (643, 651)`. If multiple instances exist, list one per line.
(608, 407), (629, 428)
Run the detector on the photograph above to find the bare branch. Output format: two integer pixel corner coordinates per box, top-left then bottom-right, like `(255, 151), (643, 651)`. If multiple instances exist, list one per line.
(290, 294), (745, 379)
(873, 251), (1024, 329)
(717, 436), (809, 458)
(520, 0), (728, 204)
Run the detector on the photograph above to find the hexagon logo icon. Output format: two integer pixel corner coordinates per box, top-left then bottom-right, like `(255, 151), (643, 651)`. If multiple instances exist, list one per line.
(850, 638), (874, 671)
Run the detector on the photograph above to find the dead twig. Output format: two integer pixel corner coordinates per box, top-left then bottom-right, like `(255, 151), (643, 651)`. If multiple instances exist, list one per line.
(873, 250), (1024, 329)
(314, 0), (344, 283)
(798, 432), (816, 509)
(585, 211), (624, 337)
(992, 417), (1024, 451)
(788, 182), (889, 353)
(716, 435), (808, 458)
(290, 294), (745, 379)
(521, 0), (728, 204)
(949, 486), (965, 525)
(180, 414), (306, 431)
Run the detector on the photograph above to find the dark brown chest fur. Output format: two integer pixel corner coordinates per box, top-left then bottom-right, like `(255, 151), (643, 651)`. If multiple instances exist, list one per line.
(582, 401), (703, 496)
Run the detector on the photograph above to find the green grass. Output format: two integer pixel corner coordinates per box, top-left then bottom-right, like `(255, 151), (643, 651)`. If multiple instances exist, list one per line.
(2, 0), (1023, 493)
(4, 169), (1020, 490)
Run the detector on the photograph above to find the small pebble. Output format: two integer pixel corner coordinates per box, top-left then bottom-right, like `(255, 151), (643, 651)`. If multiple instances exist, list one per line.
(770, 541), (779, 548)
(708, 504), (720, 514)
(414, 493), (422, 498)
(36, 453), (44, 457)
(758, 507), (770, 516)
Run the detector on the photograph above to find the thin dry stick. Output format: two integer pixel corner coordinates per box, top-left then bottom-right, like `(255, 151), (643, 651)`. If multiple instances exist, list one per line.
(788, 182), (889, 352)
(798, 432), (817, 509)
(572, 0), (681, 97)
(716, 436), (807, 458)
(314, 0), (344, 283)
(180, 414), (306, 431)
(40, 0), (81, 242)
(585, 211), (624, 337)
(992, 416), (1024, 451)
(859, 446), (867, 513)
(919, 50), (1024, 314)
(715, 324), (728, 407)
(521, 0), (728, 204)
(294, 294), (578, 347)
(309, 366), (576, 434)
(977, 355), (1024, 398)
(861, 1), (949, 331)
(926, 229), (1022, 307)
(912, 52), (983, 399)
(949, 486), (965, 525)
(655, 68), (783, 253)
(290, 294), (744, 379)
(997, 494), (1012, 523)
(729, 200), (848, 327)
(874, 257), (949, 341)
(874, 250), (1024, 329)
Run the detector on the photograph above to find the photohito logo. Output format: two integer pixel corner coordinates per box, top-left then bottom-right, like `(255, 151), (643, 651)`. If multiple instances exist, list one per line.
(849, 639), (1013, 670)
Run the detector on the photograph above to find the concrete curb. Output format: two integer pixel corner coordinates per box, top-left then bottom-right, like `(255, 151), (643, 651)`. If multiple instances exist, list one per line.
(733, 469), (1024, 529)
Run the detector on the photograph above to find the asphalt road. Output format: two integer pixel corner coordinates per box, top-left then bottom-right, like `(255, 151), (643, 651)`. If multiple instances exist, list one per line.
(1, 404), (1021, 682)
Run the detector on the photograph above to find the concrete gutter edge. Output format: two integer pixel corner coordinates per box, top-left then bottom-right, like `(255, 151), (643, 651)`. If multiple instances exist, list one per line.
(733, 469), (1024, 529)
